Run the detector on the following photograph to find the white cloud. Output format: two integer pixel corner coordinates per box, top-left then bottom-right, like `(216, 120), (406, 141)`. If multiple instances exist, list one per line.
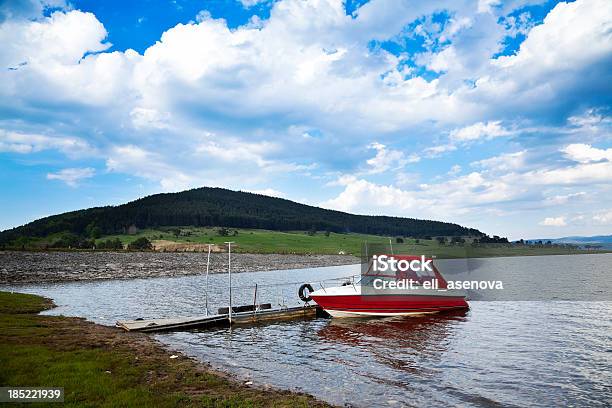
(539, 216), (567, 227)
(324, 141), (612, 225)
(450, 121), (511, 143)
(562, 144), (612, 163)
(0, 129), (94, 157)
(130, 107), (170, 130)
(567, 109), (611, 129)
(427, 46), (459, 73)
(322, 176), (426, 214)
(247, 188), (286, 198)
(196, 138), (278, 168)
(448, 164), (461, 176)
(2, 0), (609, 148)
(424, 143), (457, 157)
(323, 169), (524, 220)
(475, 0), (612, 115)
(365, 142), (411, 174)
(592, 209), (612, 225)
(472, 150), (526, 172)
(492, 1), (611, 72)
(523, 161), (612, 186)
(239, 0), (270, 8)
(478, 0), (500, 14)
(0, 10), (109, 67)
(105, 145), (193, 191)
(394, 172), (420, 187)
(46, 167), (95, 187)
(544, 192), (586, 206)
(439, 17), (472, 43)
(0, 0), (69, 22)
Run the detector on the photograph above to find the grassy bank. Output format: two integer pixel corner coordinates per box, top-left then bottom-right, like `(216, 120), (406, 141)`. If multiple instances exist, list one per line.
(0, 292), (328, 407)
(99, 227), (606, 258)
(5, 227), (609, 258)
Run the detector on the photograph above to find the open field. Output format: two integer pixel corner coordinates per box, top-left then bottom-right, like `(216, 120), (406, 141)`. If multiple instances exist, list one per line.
(99, 228), (389, 255)
(0, 227), (612, 264)
(0, 291), (329, 407)
(96, 227), (607, 257)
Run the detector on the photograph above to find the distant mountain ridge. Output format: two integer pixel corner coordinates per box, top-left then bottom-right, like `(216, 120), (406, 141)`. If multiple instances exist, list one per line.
(0, 187), (484, 244)
(526, 235), (612, 249)
(527, 235), (612, 244)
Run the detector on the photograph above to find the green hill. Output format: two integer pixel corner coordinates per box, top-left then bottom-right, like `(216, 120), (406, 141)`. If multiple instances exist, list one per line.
(0, 186), (484, 246)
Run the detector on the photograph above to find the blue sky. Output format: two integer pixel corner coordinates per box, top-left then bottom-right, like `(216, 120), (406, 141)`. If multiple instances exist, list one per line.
(0, 0), (611, 239)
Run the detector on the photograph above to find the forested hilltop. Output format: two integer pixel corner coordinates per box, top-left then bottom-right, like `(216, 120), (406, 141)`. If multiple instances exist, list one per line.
(0, 187), (484, 245)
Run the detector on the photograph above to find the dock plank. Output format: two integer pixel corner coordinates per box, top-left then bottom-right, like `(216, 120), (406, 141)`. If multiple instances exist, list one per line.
(117, 305), (322, 332)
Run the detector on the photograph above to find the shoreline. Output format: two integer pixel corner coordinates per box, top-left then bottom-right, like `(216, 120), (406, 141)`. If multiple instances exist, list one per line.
(0, 291), (331, 407)
(0, 251), (359, 285)
(2, 250), (610, 285)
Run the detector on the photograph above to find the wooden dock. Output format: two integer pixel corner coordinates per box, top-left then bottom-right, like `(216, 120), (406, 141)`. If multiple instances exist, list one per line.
(116, 305), (326, 333)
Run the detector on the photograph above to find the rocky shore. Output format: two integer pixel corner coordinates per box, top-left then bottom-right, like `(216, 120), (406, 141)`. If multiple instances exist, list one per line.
(0, 251), (358, 284)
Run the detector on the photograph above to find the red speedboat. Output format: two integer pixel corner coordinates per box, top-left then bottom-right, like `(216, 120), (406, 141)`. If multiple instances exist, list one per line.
(308, 255), (469, 318)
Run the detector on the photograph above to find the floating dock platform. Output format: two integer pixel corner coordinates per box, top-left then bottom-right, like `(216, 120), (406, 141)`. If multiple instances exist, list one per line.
(117, 305), (325, 333)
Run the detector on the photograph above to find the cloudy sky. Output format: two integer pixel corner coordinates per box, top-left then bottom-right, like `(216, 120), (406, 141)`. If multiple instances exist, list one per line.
(0, 0), (611, 239)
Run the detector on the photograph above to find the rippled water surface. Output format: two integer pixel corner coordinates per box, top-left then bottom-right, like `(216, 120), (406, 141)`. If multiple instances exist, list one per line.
(5, 254), (612, 407)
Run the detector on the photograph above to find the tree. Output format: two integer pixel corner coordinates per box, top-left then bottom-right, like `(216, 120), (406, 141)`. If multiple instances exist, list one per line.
(217, 227), (229, 237)
(396, 237), (404, 243)
(450, 236), (465, 245)
(324, 230), (330, 237)
(98, 238), (123, 250)
(436, 236), (447, 245)
(85, 222), (102, 239)
(90, 226), (102, 239)
(128, 237), (153, 250)
(50, 233), (81, 249)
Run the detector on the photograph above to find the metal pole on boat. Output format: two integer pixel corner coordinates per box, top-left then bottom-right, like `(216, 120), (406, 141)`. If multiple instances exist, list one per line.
(253, 283), (258, 315)
(389, 238), (394, 255)
(225, 241), (234, 325)
(205, 244), (211, 316)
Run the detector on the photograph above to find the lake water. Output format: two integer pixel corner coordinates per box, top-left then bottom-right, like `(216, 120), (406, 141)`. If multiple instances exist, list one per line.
(4, 253), (611, 407)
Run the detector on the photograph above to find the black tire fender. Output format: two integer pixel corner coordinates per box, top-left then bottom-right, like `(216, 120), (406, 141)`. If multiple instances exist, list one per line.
(298, 283), (314, 302)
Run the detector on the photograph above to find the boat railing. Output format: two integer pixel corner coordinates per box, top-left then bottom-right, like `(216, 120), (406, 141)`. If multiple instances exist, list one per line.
(203, 274), (361, 315)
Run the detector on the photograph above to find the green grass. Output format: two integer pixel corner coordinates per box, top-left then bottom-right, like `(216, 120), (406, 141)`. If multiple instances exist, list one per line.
(100, 227), (393, 255)
(96, 227), (606, 258)
(0, 291), (54, 314)
(7, 225), (609, 258)
(0, 292), (328, 407)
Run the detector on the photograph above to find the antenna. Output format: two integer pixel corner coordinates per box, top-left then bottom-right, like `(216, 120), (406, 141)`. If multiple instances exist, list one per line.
(205, 244), (211, 316)
(225, 241), (234, 325)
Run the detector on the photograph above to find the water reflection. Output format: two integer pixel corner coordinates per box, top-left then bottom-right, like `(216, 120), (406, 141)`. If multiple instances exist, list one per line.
(318, 310), (467, 350)
(318, 311), (469, 383)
